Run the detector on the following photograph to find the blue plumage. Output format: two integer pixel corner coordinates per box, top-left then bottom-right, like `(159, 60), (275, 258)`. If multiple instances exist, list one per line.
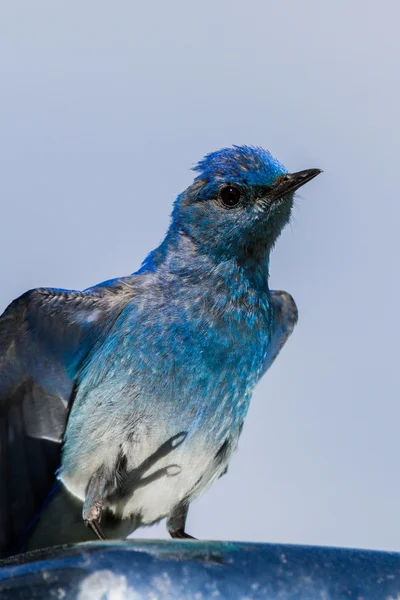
(0, 146), (321, 553)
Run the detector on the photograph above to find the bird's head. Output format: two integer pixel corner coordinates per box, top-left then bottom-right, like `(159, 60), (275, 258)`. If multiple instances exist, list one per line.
(171, 145), (321, 263)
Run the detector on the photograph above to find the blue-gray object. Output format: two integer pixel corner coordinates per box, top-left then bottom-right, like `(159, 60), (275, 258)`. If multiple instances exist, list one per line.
(0, 146), (321, 554)
(1, 541), (400, 599)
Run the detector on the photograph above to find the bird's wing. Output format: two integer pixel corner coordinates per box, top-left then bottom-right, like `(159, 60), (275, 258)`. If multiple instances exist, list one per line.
(0, 282), (133, 554)
(260, 290), (298, 377)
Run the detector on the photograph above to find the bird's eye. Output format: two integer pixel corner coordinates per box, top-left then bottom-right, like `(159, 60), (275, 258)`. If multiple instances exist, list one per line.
(219, 185), (242, 209)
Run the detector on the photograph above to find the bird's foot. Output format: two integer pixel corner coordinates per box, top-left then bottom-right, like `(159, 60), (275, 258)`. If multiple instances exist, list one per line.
(85, 518), (107, 540)
(169, 528), (196, 540)
(83, 467), (108, 541)
(83, 501), (107, 540)
(167, 502), (196, 539)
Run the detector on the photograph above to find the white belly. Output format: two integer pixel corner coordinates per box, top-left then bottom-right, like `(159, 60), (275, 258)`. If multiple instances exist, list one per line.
(61, 418), (238, 526)
(110, 443), (230, 523)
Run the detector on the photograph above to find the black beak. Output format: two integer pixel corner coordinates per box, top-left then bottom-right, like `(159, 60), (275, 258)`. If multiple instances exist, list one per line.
(269, 168), (322, 201)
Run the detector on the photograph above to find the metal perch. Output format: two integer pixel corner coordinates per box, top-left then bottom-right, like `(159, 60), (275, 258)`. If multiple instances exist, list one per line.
(0, 540), (399, 599)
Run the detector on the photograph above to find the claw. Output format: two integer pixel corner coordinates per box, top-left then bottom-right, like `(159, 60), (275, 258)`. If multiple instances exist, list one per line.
(85, 519), (107, 540)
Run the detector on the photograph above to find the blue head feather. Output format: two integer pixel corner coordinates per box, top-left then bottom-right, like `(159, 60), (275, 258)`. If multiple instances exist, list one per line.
(141, 146), (291, 274)
(192, 145), (287, 186)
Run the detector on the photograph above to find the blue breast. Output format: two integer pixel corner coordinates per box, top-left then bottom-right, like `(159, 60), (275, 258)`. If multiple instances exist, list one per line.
(79, 259), (273, 446)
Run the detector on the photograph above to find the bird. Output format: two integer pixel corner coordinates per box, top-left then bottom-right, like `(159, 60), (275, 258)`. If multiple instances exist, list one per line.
(0, 145), (321, 555)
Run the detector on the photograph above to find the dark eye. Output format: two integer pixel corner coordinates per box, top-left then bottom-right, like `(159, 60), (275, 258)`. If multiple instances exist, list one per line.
(219, 185), (242, 208)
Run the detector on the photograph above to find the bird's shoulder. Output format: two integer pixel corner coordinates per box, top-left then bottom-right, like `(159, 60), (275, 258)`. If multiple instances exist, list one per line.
(271, 290), (298, 332)
(259, 290), (298, 377)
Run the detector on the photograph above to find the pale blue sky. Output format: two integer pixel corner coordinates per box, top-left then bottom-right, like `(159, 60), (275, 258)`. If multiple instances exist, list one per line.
(1, 1), (399, 550)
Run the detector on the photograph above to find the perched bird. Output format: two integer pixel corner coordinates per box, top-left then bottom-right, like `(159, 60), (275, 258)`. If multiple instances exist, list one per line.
(0, 146), (321, 555)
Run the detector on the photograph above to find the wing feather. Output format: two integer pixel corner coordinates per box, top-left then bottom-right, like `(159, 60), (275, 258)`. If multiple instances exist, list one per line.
(0, 282), (134, 554)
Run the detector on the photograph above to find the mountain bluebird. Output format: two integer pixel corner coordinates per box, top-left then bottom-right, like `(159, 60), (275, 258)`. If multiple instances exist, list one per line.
(0, 146), (321, 554)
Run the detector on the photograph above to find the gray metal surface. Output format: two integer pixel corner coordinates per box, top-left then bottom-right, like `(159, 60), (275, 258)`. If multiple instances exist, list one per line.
(0, 540), (399, 599)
